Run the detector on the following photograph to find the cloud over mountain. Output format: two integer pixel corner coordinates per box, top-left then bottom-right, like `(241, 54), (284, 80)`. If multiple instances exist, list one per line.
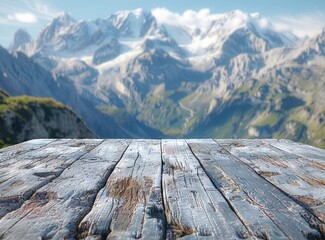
(2, 8), (325, 147)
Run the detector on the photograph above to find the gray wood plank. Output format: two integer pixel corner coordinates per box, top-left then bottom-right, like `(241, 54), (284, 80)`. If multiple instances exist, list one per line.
(0, 138), (324, 239)
(265, 139), (325, 163)
(0, 139), (57, 163)
(79, 139), (165, 240)
(0, 139), (130, 240)
(0, 139), (99, 218)
(187, 139), (289, 239)
(214, 139), (322, 239)
(161, 139), (250, 239)
(219, 139), (325, 223)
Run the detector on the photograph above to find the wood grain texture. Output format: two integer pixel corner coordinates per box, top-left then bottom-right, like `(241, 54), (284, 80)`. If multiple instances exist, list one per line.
(218, 139), (325, 224)
(0, 139), (89, 218)
(79, 139), (165, 240)
(0, 139), (130, 239)
(0, 139), (56, 163)
(189, 139), (321, 239)
(0, 139), (324, 239)
(266, 139), (325, 163)
(162, 139), (250, 239)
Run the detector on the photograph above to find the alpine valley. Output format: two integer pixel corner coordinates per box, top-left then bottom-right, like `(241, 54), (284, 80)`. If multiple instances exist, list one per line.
(1, 9), (324, 148)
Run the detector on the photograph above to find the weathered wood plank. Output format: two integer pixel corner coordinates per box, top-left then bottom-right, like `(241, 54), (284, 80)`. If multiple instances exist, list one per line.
(187, 139), (288, 239)
(0, 138), (324, 239)
(219, 139), (325, 224)
(265, 139), (325, 163)
(0, 139), (57, 163)
(0, 139), (99, 218)
(162, 139), (250, 239)
(189, 140), (320, 239)
(0, 139), (130, 240)
(79, 139), (165, 240)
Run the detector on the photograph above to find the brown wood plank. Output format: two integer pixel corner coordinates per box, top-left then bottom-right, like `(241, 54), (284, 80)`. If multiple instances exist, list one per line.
(162, 139), (250, 239)
(0, 139), (130, 239)
(79, 139), (165, 240)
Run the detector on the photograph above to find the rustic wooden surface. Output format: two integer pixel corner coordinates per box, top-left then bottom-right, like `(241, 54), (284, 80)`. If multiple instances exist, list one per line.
(0, 139), (324, 239)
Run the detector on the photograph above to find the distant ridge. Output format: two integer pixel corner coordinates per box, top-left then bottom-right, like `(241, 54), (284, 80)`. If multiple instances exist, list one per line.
(3, 9), (325, 148)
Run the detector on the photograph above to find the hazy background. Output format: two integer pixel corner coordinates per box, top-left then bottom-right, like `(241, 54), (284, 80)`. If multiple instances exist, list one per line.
(1, 0), (325, 46)
(0, 0), (325, 148)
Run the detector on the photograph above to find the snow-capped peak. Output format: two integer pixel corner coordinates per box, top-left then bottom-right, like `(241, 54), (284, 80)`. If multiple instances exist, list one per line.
(53, 12), (76, 25)
(109, 8), (156, 38)
(315, 27), (325, 43)
(35, 12), (76, 45)
(8, 29), (32, 52)
(304, 27), (325, 55)
(22, 8), (302, 62)
(151, 9), (265, 33)
(150, 9), (296, 49)
(114, 8), (144, 18)
(49, 12), (77, 35)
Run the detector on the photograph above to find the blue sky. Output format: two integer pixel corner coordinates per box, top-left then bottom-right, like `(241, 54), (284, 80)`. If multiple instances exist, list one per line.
(1, 0), (325, 47)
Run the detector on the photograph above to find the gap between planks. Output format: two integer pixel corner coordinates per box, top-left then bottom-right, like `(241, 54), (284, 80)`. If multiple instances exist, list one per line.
(0, 140), (131, 239)
(0, 139), (103, 219)
(219, 139), (325, 225)
(214, 139), (324, 238)
(0, 139), (324, 240)
(187, 139), (323, 239)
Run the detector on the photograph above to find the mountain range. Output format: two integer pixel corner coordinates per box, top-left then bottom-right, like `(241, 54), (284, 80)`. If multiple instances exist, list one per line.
(1, 9), (324, 148)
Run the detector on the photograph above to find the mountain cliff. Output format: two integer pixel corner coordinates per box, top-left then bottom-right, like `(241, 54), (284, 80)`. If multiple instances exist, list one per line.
(0, 90), (94, 147)
(8, 29), (32, 52)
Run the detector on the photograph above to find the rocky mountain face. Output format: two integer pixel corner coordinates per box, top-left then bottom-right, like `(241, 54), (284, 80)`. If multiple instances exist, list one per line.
(8, 29), (32, 52)
(0, 46), (163, 138)
(4, 9), (325, 147)
(0, 90), (94, 147)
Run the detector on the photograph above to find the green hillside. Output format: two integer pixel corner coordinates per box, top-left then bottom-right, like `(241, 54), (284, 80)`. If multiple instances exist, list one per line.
(187, 72), (325, 149)
(0, 90), (94, 148)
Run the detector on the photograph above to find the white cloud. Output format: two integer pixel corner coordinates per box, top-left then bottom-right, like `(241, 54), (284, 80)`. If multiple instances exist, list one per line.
(152, 8), (222, 30)
(7, 12), (38, 24)
(24, 0), (59, 20)
(152, 8), (325, 39)
(152, 8), (274, 33)
(151, 8), (181, 25)
(0, 0), (59, 25)
(273, 11), (325, 38)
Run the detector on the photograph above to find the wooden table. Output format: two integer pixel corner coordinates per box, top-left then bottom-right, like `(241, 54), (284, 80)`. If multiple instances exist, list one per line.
(0, 139), (324, 239)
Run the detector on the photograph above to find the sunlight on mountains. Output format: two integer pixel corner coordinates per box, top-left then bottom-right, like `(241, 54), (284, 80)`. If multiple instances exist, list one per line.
(0, 8), (324, 148)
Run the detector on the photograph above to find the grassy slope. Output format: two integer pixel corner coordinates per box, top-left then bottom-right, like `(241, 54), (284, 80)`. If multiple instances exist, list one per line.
(187, 74), (325, 149)
(96, 104), (164, 138)
(96, 72), (325, 149)
(0, 90), (85, 148)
